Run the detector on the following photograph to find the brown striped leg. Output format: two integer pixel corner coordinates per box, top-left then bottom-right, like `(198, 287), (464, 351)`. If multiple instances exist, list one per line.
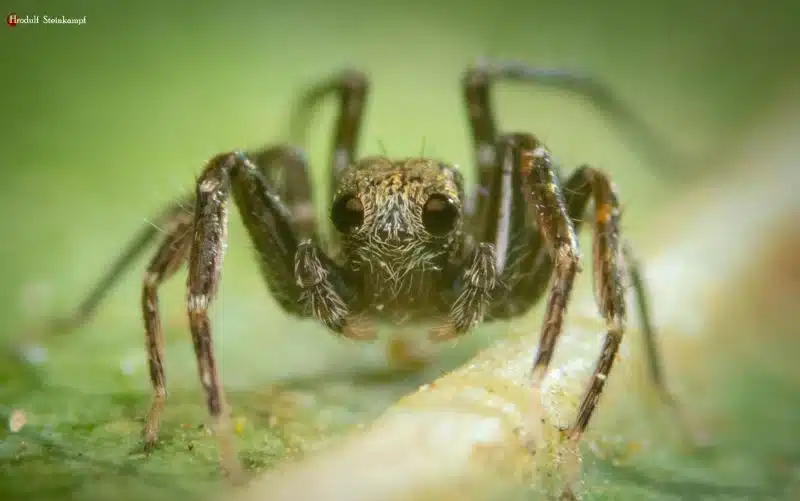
(510, 135), (627, 439)
(140, 210), (194, 449)
(184, 150), (349, 482)
(287, 69), (368, 251)
(492, 135), (634, 441)
(288, 69), (368, 196)
(499, 134), (635, 501)
(515, 158), (684, 440)
(504, 134), (583, 386)
(557, 169), (683, 440)
(185, 153), (252, 482)
(562, 167), (626, 440)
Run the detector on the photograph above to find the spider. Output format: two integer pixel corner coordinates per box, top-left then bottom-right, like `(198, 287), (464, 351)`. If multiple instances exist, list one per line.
(49, 60), (682, 480)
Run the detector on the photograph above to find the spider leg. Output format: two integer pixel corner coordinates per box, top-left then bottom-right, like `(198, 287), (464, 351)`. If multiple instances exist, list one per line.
(43, 142), (316, 335)
(537, 165), (682, 439)
(486, 146), (685, 439)
(485, 133), (623, 441)
(288, 69), (368, 252)
(288, 68), (368, 195)
(44, 145), (316, 333)
(462, 59), (685, 235)
(187, 151), (358, 478)
(557, 164), (626, 440)
(481, 134), (591, 320)
(513, 148), (637, 441)
(621, 241), (672, 402)
(495, 135), (585, 391)
(429, 242), (498, 341)
(40, 196), (193, 335)
(141, 210), (194, 448)
(429, 130), (531, 339)
(68, 68), (362, 320)
(621, 240), (690, 437)
(249, 145), (317, 241)
(462, 65), (500, 239)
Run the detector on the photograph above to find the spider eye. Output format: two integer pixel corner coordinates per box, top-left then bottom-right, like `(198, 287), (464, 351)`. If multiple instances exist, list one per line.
(422, 194), (459, 236)
(331, 194), (364, 233)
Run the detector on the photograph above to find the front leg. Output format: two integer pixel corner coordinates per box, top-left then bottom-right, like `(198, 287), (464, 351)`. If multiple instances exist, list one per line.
(430, 243), (498, 341)
(189, 150), (368, 479)
(186, 150), (334, 481)
(294, 241), (373, 340)
(485, 133), (584, 387)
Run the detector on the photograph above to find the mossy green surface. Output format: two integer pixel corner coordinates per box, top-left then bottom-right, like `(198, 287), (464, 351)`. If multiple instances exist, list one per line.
(1, 1), (799, 500)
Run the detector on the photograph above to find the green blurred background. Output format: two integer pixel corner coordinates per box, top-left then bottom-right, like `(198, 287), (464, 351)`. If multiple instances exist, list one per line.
(1, 1), (799, 500)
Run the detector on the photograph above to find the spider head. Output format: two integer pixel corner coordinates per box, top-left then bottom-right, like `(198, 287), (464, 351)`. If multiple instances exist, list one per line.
(331, 156), (465, 269)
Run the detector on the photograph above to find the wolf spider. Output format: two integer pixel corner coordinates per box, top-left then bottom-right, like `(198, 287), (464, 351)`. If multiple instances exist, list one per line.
(50, 60), (682, 479)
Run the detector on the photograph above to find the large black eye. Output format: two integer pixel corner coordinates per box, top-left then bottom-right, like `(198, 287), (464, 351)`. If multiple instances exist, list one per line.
(331, 194), (364, 233)
(422, 194), (459, 236)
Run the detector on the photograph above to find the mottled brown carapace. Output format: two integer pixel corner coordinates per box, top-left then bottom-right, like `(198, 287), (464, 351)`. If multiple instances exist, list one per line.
(49, 61), (682, 481)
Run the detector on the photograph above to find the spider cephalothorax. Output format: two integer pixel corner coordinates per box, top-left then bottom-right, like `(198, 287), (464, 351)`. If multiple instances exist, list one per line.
(331, 157), (468, 323)
(51, 60), (683, 481)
